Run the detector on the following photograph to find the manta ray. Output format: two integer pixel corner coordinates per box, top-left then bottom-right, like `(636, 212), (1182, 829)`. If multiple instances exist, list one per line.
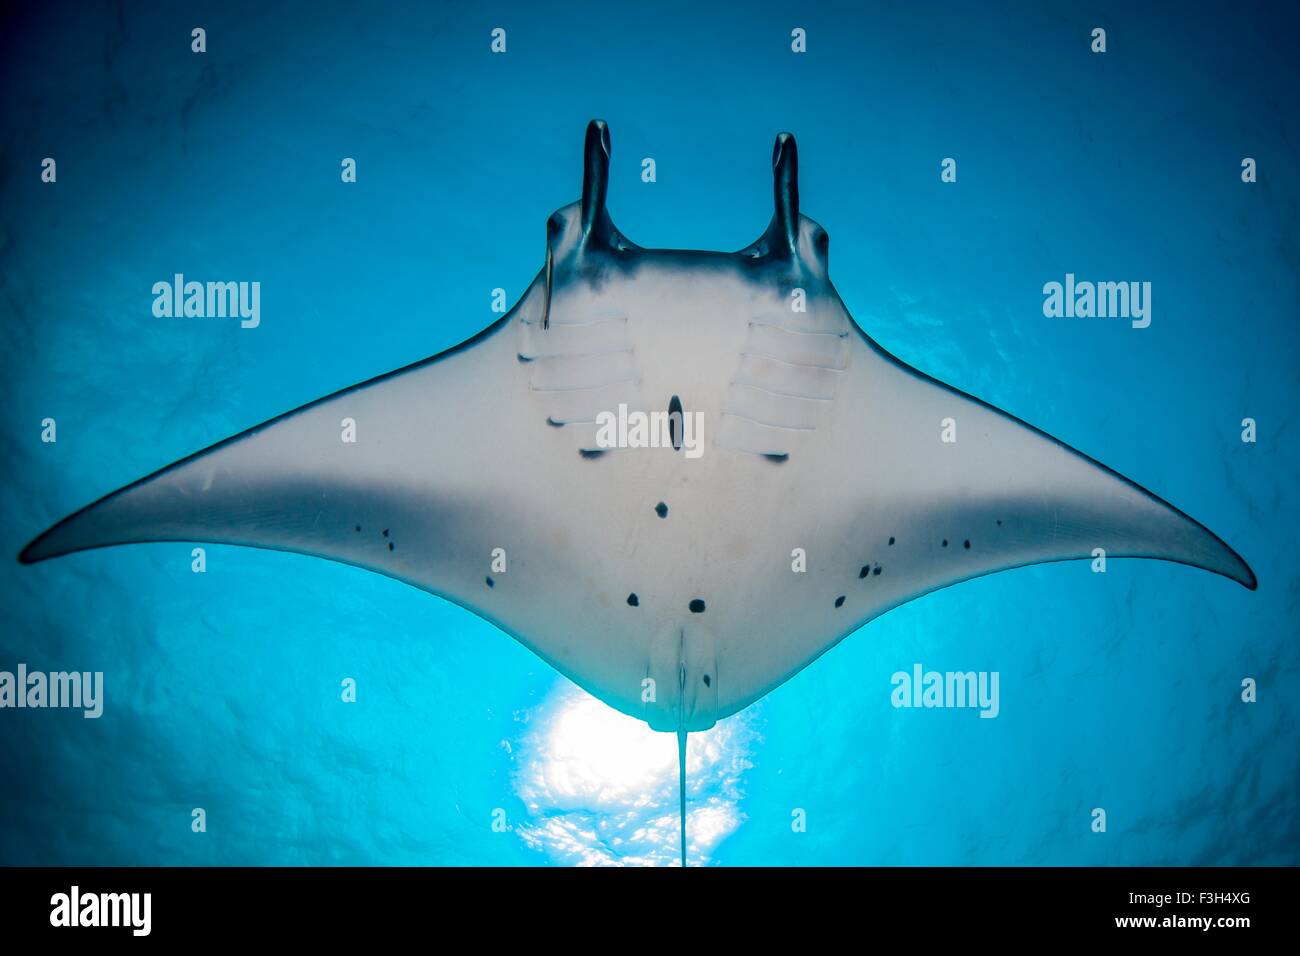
(21, 120), (1255, 866)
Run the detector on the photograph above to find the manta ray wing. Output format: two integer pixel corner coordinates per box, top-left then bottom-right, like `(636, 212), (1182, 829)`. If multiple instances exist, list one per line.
(850, 333), (1256, 596)
(729, 325), (1258, 716)
(18, 318), (514, 580)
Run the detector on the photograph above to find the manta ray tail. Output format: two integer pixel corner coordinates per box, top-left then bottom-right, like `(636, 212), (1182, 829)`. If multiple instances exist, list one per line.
(677, 729), (688, 867)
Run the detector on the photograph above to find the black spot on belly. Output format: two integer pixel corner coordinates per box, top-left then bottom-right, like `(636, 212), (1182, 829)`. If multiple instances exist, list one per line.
(888, 536), (895, 546)
(655, 502), (668, 519)
(354, 525), (361, 532)
(872, 565), (882, 576)
(668, 395), (684, 451)
(942, 539), (949, 548)
(859, 565), (870, 579)
(382, 529), (389, 538)
(996, 520), (1003, 526)
(388, 542), (395, 551)
(627, 593), (639, 607)
(703, 674), (711, 687)
(964, 539), (971, 549)
(486, 576), (495, 588)
(689, 599), (706, 613)
(834, 595), (846, 608)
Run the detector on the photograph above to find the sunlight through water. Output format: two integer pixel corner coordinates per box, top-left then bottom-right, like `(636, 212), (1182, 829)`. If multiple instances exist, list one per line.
(512, 683), (758, 866)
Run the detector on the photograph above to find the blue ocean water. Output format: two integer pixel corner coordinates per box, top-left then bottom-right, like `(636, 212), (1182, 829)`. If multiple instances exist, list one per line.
(0, 0), (1296, 866)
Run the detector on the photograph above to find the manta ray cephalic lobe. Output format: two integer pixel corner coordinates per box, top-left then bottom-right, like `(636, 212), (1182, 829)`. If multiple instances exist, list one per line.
(20, 119), (1255, 865)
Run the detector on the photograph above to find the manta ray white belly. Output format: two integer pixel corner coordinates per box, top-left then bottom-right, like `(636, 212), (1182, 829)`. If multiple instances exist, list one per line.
(22, 120), (1254, 743)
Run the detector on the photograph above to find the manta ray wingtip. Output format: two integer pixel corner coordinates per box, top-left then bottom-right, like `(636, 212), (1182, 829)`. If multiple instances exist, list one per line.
(17, 507), (101, 565)
(1229, 551), (1258, 591)
(17, 534), (54, 564)
(17, 511), (76, 564)
(1165, 505), (1257, 591)
(1198, 542), (1257, 591)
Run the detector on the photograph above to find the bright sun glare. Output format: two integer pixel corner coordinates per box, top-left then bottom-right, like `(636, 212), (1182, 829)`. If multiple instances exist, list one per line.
(546, 694), (676, 801)
(512, 684), (756, 866)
